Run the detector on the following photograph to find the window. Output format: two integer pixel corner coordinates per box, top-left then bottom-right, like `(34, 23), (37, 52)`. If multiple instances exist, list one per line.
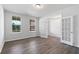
(30, 19), (35, 31)
(12, 16), (21, 32)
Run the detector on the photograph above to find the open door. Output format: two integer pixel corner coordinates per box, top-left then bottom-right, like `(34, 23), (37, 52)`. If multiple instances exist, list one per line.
(61, 16), (73, 46)
(39, 18), (48, 38)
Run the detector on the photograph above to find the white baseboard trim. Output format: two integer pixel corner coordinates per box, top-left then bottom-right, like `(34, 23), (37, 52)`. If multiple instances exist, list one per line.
(5, 36), (38, 42)
(61, 40), (79, 48)
(73, 45), (79, 48)
(49, 33), (62, 38)
(0, 40), (5, 53)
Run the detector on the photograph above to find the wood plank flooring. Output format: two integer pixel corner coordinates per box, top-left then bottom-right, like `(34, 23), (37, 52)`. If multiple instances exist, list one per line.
(1, 36), (79, 54)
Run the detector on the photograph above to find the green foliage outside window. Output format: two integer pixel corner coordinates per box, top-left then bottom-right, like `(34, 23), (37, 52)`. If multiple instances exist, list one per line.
(12, 16), (21, 32)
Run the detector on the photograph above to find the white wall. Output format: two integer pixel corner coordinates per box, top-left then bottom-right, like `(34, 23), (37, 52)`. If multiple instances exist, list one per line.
(62, 6), (79, 17)
(4, 11), (39, 42)
(49, 17), (62, 37)
(39, 18), (49, 38)
(39, 11), (62, 38)
(0, 5), (4, 53)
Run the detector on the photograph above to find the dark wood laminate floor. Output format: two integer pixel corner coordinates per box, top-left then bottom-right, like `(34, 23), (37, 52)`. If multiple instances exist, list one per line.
(1, 36), (79, 54)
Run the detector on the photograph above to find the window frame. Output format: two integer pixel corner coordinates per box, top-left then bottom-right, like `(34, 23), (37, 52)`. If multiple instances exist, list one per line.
(29, 19), (36, 32)
(12, 16), (22, 33)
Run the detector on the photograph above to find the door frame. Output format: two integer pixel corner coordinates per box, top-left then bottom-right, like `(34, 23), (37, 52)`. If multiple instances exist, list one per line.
(61, 16), (73, 46)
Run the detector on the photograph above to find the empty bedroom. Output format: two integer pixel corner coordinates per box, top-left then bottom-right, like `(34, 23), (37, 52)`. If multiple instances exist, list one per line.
(0, 4), (79, 54)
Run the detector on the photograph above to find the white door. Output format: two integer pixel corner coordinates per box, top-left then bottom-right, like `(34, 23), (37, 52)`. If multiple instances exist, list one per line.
(39, 18), (48, 38)
(61, 16), (73, 46)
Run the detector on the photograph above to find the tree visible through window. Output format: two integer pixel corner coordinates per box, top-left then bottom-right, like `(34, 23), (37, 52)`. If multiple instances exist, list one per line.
(12, 16), (21, 32)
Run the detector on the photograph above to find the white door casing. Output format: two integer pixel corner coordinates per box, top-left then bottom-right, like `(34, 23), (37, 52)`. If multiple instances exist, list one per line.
(61, 16), (73, 46)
